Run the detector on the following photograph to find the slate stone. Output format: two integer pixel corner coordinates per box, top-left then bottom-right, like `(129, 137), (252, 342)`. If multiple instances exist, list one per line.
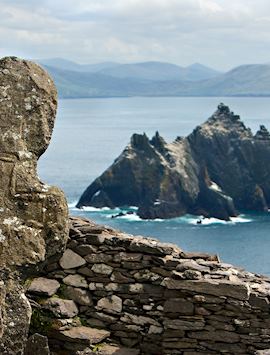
(63, 274), (88, 288)
(164, 298), (194, 315)
(97, 295), (122, 314)
(28, 277), (60, 296)
(44, 298), (79, 318)
(60, 249), (86, 269)
(64, 286), (93, 306)
(52, 326), (110, 344)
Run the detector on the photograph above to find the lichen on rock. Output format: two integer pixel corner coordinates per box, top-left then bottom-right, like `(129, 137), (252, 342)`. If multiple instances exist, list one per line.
(0, 56), (69, 355)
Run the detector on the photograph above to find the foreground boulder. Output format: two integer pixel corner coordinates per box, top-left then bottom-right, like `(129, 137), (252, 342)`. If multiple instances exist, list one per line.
(0, 57), (68, 354)
(77, 103), (270, 220)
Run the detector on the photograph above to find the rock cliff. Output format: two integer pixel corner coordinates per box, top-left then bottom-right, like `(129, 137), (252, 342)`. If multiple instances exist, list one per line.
(0, 57), (68, 354)
(77, 103), (270, 220)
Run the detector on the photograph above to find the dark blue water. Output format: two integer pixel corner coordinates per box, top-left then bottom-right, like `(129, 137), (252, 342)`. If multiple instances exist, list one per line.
(38, 97), (270, 276)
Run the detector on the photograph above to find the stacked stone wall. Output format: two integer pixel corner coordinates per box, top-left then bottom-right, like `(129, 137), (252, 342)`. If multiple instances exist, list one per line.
(27, 216), (270, 354)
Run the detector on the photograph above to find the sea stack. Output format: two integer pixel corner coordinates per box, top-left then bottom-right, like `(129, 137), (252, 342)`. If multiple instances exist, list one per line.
(77, 103), (270, 220)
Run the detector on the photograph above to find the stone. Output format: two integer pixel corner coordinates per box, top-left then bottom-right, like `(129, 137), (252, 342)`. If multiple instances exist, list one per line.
(121, 313), (161, 326)
(24, 333), (50, 355)
(114, 252), (143, 262)
(91, 263), (113, 275)
(64, 286), (93, 306)
(52, 326), (110, 344)
(63, 274), (88, 288)
(188, 330), (240, 343)
(177, 260), (210, 273)
(164, 298), (194, 315)
(44, 298), (79, 318)
(110, 271), (134, 283)
(148, 325), (163, 334)
(85, 253), (113, 263)
(27, 277), (60, 296)
(163, 279), (250, 300)
(97, 295), (122, 314)
(75, 244), (98, 256)
(59, 249), (86, 269)
(0, 57), (68, 355)
(78, 267), (94, 277)
(129, 238), (174, 256)
(164, 317), (205, 330)
(163, 340), (197, 349)
(183, 269), (202, 280)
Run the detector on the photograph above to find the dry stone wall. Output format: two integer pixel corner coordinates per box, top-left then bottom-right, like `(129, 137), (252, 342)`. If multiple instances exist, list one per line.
(27, 216), (270, 355)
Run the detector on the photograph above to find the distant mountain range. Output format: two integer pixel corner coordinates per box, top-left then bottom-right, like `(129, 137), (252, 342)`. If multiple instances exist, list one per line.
(36, 58), (270, 98)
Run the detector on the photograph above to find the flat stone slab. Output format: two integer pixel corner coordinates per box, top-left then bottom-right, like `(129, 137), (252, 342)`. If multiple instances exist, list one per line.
(44, 298), (78, 318)
(63, 274), (88, 288)
(28, 277), (60, 296)
(53, 326), (110, 344)
(163, 279), (250, 300)
(60, 249), (86, 269)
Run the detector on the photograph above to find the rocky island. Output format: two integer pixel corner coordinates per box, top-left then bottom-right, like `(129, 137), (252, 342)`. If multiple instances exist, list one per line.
(77, 104), (270, 221)
(1, 57), (270, 355)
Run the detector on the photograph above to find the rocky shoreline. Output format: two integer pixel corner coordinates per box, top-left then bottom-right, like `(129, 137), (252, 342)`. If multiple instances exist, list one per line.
(77, 103), (270, 221)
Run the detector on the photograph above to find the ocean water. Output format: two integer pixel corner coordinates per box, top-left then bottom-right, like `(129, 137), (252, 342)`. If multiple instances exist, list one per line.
(38, 97), (270, 276)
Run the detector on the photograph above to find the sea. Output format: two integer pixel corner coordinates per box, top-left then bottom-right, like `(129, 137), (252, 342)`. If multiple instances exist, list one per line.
(38, 97), (270, 276)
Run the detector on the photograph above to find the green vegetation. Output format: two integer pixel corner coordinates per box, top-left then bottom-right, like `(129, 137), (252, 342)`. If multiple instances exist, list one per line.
(29, 308), (54, 335)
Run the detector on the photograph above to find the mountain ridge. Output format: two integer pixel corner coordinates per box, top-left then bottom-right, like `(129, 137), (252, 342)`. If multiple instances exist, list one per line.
(36, 58), (270, 98)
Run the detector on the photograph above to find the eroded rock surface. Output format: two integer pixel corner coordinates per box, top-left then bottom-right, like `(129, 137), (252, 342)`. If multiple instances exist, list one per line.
(77, 103), (270, 220)
(0, 56), (68, 354)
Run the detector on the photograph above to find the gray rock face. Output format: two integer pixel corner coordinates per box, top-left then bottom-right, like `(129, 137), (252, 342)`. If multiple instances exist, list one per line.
(24, 333), (50, 355)
(0, 56), (68, 355)
(77, 103), (270, 220)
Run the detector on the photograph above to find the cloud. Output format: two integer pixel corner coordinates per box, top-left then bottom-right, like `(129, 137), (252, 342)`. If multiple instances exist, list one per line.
(1, 0), (270, 69)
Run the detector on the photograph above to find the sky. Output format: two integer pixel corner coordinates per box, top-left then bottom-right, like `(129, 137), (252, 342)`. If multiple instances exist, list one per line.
(1, 0), (270, 70)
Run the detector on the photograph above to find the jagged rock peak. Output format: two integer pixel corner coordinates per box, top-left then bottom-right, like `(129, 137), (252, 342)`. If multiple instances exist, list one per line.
(195, 103), (252, 138)
(130, 132), (150, 149)
(255, 125), (270, 140)
(150, 131), (167, 152)
(209, 103), (241, 122)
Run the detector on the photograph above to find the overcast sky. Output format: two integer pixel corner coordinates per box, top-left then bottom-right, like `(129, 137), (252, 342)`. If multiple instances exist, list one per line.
(1, 0), (270, 70)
